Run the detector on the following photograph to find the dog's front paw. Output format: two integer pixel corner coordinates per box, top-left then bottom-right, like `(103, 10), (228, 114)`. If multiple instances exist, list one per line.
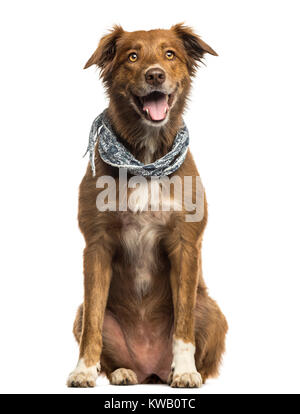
(67, 371), (97, 388)
(168, 338), (202, 388)
(170, 371), (202, 388)
(67, 359), (99, 388)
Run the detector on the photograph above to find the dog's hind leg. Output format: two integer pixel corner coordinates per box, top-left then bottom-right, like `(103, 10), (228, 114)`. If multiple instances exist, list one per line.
(71, 304), (140, 385)
(73, 304), (83, 344)
(194, 293), (228, 383)
(100, 311), (141, 384)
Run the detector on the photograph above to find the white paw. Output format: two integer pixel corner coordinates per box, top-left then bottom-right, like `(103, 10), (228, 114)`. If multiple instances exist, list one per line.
(168, 338), (202, 388)
(67, 359), (99, 388)
(109, 368), (138, 385)
(171, 371), (202, 388)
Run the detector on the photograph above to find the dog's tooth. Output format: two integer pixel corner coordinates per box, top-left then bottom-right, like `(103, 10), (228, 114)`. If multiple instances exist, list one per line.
(145, 108), (149, 115)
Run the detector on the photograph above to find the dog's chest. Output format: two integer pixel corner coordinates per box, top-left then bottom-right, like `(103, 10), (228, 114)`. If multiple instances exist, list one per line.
(120, 180), (173, 296)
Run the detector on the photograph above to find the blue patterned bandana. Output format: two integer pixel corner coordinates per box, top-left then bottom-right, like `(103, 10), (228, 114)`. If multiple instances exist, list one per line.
(85, 109), (189, 177)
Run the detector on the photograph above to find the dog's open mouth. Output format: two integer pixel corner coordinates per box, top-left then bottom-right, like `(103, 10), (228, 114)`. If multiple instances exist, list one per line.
(132, 91), (176, 123)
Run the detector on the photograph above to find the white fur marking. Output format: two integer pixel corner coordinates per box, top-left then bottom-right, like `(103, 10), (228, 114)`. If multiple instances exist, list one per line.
(67, 358), (99, 386)
(123, 179), (183, 296)
(121, 213), (159, 296)
(172, 338), (197, 375)
(128, 179), (183, 213)
(128, 178), (150, 212)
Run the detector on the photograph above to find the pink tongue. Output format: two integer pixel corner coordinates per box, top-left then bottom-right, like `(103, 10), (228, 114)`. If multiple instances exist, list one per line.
(143, 94), (169, 121)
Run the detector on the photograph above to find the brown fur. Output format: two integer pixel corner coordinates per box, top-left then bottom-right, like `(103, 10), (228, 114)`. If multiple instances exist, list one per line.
(69, 23), (227, 387)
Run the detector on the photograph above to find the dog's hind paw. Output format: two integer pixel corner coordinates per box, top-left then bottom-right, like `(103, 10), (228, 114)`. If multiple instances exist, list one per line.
(170, 371), (202, 388)
(109, 368), (138, 385)
(67, 359), (99, 388)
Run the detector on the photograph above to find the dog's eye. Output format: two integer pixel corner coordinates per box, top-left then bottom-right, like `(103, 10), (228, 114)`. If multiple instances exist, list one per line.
(165, 51), (175, 60)
(128, 53), (138, 62)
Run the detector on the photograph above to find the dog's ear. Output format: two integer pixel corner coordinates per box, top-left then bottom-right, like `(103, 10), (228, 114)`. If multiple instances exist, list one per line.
(172, 23), (217, 75)
(84, 25), (124, 81)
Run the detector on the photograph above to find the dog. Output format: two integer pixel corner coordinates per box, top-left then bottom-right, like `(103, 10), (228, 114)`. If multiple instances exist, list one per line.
(67, 23), (227, 388)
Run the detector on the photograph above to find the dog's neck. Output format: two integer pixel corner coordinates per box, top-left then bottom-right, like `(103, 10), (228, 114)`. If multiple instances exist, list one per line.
(107, 98), (184, 164)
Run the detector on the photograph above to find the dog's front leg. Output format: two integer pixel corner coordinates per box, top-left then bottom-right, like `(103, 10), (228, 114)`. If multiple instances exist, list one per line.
(167, 240), (202, 388)
(67, 243), (112, 387)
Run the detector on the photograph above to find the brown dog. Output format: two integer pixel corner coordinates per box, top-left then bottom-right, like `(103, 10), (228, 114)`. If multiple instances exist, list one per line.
(67, 23), (227, 388)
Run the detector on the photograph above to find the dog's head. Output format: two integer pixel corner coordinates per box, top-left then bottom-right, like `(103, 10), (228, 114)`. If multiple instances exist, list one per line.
(85, 24), (217, 127)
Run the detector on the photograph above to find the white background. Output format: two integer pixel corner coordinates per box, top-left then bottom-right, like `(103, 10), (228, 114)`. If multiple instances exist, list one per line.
(0, 0), (299, 394)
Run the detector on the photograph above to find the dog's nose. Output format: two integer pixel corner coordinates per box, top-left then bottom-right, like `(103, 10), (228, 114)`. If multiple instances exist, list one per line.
(145, 67), (166, 86)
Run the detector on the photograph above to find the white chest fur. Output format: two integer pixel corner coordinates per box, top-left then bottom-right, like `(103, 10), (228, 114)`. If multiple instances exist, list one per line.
(127, 177), (182, 213)
(121, 179), (179, 296)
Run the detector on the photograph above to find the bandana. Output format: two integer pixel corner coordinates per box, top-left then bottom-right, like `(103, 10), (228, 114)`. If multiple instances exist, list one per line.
(85, 109), (189, 177)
